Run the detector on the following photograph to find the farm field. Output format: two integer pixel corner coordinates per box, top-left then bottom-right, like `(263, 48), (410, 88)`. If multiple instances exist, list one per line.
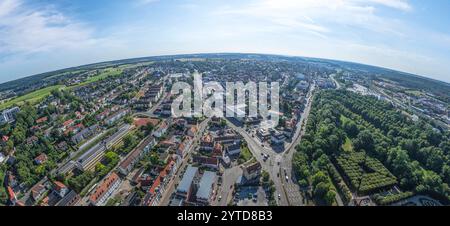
(0, 68), (124, 110)
(0, 85), (64, 110)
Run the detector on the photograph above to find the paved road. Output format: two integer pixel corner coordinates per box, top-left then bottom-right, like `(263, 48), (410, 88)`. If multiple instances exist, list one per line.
(225, 120), (289, 206)
(214, 166), (243, 206)
(279, 83), (315, 206)
(330, 74), (342, 89)
(226, 84), (316, 206)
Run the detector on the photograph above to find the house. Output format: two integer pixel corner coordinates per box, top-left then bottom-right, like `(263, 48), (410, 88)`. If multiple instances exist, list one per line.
(193, 156), (219, 169)
(0, 152), (6, 164)
(176, 165), (199, 200)
(153, 121), (168, 138)
(90, 172), (121, 206)
(96, 109), (110, 121)
(6, 156), (16, 166)
(62, 119), (74, 131)
(200, 134), (214, 151)
(31, 183), (47, 201)
(187, 126), (198, 137)
(56, 141), (68, 151)
(71, 124), (100, 144)
(159, 140), (177, 148)
(118, 136), (156, 175)
(26, 136), (39, 146)
(34, 153), (48, 165)
(138, 174), (153, 187)
(177, 137), (192, 159)
(6, 172), (18, 187)
(225, 142), (241, 156)
(212, 143), (223, 157)
(242, 161), (262, 181)
(53, 181), (69, 198)
(36, 116), (48, 124)
(214, 134), (241, 145)
(142, 160), (177, 206)
(7, 186), (17, 206)
(195, 171), (217, 206)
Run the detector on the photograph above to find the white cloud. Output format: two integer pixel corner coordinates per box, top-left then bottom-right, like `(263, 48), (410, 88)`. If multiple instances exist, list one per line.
(0, 0), (98, 56)
(0, 0), (20, 17)
(213, 0), (413, 38)
(368, 0), (412, 12)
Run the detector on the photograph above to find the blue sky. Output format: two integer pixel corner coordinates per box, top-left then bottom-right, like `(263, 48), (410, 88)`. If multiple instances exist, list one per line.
(0, 0), (449, 83)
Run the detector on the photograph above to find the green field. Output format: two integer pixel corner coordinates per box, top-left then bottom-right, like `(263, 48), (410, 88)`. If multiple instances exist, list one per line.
(0, 68), (123, 110)
(0, 85), (64, 110)
(69, 68), (123, 88)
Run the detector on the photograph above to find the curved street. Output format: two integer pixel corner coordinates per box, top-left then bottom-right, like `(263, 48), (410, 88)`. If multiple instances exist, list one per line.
(226, 83), (315, 206)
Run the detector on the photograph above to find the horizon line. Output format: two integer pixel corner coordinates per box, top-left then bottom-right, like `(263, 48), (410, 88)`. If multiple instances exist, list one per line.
(1, 52), (449, 86)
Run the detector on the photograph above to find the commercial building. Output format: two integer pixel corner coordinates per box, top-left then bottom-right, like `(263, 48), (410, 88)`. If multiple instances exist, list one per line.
(0, 107), (20, 124)
(55, 190), (80, 206)
(77, 124), (131, 171)
(176, 165), (199, 199)
(76, 143), (106, 171)
(195, 171), (217, 206)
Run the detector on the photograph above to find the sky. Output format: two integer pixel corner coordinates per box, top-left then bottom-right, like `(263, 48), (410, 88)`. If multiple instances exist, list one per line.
(0, 0), (449, 83)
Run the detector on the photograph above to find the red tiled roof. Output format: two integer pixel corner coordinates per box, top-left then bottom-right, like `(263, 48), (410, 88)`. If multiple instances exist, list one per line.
(202, 134), (213, 143)
(147, 161), (174, 197)
(160, 140), (176, 147)
(31, 183), (46, 199)
(7, 186), (15, 201)
(90, 172), (119, 203)
(34, 153), (48, 163)
(178, 142), (186, 152)
(54, 181), (67, 191)
(63, 119), (74, 127)
(36, 117), (48, 124)
(189, 126), (198, 134)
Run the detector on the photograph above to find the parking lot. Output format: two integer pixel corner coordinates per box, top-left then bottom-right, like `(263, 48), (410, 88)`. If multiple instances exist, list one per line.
(234, 186), (268, 206)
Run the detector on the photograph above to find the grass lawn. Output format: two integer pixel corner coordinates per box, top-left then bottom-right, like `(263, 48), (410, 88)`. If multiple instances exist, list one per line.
(342, 137), (353, 152)
(68, 68), (123, 89)
(405, 90), (422, 97)
(0, 85), (64, 110)
(239, 146), (253, 164)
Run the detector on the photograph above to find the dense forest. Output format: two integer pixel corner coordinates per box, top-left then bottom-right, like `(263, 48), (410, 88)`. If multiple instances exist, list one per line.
(293, 90), (450, 205)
